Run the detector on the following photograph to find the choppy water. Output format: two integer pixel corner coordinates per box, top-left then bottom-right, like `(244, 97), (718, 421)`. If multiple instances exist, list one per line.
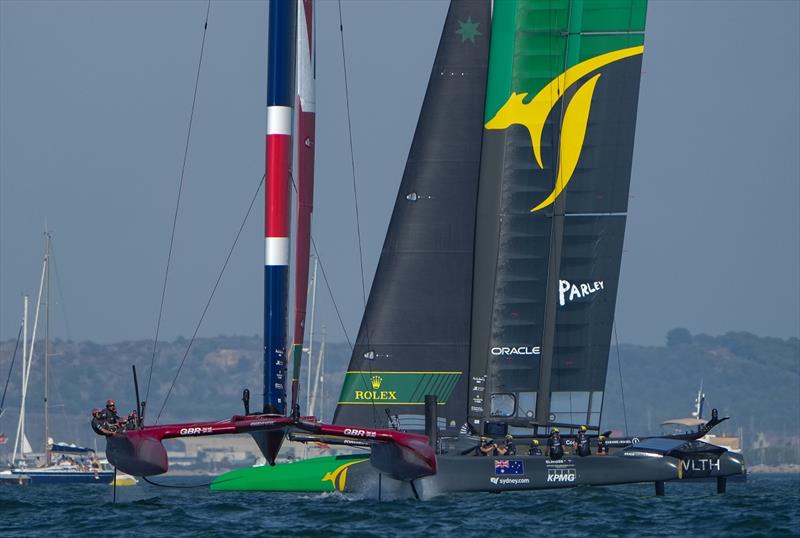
(1, 474), (798, 537)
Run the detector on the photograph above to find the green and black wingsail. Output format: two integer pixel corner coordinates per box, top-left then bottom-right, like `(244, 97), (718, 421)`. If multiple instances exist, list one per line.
(333, 0), (491, 434)
(468, 0), (647, 432)
(335, 0), (647, 436)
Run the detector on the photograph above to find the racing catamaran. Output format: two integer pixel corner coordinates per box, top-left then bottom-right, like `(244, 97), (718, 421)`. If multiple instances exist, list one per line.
(106, 0), (745, 499)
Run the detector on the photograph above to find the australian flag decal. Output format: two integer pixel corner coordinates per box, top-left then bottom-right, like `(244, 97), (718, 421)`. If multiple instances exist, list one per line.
(494, 459), (524, 475)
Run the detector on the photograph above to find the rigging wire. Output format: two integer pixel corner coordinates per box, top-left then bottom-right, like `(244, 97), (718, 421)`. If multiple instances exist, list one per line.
(613, 321), (630, 436)
(287, 171), (376, 418)
(336, 0), (378, 426)
(285, 173), (353, 352)
(0, 323), (23, 417)
(144, 0), (213, 413)
(155, 174), (265, 423)
(336, 0), (368, 308)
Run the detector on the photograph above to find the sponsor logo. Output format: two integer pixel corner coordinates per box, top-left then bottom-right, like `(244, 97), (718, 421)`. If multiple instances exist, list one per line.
(472, 376), (485, 384)
(470, 406), (484, 413)
(682, 458), (721, 472)
(321, 459), (368, 492)
(472, 385), (485, 392)
(485, 46), (644, 212)
(495, 460), (524, 475)
(354, 376), (398, 401)
(547, 468), (577, 483)
(343, 428), (377, 438)
(490, 346), (541, 357)
(179, 427), (212, 436)
(559, 279), (604, 306)
(339, 371), (461, 405)
(490, 476), (531, 486)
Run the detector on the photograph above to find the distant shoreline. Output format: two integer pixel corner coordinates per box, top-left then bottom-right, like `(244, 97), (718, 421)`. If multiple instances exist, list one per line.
(748, 464), (800, 474)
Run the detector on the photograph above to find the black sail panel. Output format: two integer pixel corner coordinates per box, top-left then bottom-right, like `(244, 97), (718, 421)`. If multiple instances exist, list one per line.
(333, 0), (490, 434)
(550, 215), (627, 428)
(469, 0), (647, 432)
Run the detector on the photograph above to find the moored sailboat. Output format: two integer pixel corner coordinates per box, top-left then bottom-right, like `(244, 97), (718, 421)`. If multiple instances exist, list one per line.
(2, 232), (127, 485)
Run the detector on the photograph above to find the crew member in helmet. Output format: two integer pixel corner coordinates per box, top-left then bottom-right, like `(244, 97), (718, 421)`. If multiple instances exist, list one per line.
(125, 410), (139, 431)
(528, 439), (543, 456)
(575, 425), (591, 457)
(100, 400), (121, 432)
(497, 434), (515, 456)
(547, 428), (564, 460)
(596, 435), (609, 455)
(90, 408), (114, 436)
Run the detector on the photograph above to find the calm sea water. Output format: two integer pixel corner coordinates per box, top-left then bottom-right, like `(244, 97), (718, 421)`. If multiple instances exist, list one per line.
(1, 474), (798, 537)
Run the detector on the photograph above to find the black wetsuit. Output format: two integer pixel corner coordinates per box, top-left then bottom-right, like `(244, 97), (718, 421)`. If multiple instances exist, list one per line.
(503, 441), (516, 456)
(91, 417), (108, 436)
(100, 408), (121, 432)
(597, 440), (608, 455)
(528, 445), (543, 456)
(474, 441), (494, 456)
(547, 434), (564, 460)
(575, 431), (591, 457)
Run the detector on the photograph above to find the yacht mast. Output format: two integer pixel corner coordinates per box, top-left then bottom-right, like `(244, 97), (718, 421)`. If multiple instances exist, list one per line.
(12, 295), (28, 463)
(304, 255), (318, 412)
(43, 230), (51, 465)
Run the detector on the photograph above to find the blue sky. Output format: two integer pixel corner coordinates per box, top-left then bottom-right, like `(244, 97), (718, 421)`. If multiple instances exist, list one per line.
(1, 0), (798, 345)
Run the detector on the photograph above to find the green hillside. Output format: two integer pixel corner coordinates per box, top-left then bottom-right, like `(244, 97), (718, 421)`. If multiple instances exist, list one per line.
(1, 330), (797, 457)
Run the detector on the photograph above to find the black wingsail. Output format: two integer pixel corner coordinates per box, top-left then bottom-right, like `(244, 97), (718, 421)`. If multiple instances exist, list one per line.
(333, 0), (490, 434)
(467, 0), (647, 433)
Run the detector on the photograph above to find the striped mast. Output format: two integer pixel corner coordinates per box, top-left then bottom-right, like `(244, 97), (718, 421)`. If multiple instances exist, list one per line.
(264, 0), (296, 415)
(290, 0), (316, 415)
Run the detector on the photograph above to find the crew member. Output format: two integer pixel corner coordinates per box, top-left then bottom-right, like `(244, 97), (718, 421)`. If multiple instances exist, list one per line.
(596, 435), (608, 455)
(90, 408), (115, 436)
(125, 410), (139, 431)
(528, 439), (543, 456)
(503, 433), (517, 456)
(474, 436), (496, 456)
(500, 434), (516, 456)
(100, 399), (122, 432)
(575, 425), (591, 457)
(547, 428), (564, 460)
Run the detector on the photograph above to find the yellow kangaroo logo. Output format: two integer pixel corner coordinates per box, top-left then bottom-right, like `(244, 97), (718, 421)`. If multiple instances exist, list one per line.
(321, 459), (366, 491)
(485, 46), (644, 212)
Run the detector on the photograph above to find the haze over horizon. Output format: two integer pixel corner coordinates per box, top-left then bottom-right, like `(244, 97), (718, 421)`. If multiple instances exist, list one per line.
(1, 0), (798, 346)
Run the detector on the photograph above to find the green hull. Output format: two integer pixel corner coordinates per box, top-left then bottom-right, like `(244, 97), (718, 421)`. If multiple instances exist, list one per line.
(210, 455), (368, 492)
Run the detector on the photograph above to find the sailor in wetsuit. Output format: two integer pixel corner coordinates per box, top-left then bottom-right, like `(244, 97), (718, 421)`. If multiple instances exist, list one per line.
(90, 408), (115, 436)
(596, 435), (608, 455)
(474, 436), (496, 456)
(547, 428), (564, 460)
(575, 425), (591, 457)
(500, 434), (516, 456)
(528, 439), (543, 456)
(100, 400), (122, 432)
(125, 410), (139, 431)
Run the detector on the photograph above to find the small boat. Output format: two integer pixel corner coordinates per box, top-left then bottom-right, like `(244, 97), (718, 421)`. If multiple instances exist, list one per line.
(661, 382), (743, 455)
(1, 232), (135, 486)
(2, 443), (115, 485)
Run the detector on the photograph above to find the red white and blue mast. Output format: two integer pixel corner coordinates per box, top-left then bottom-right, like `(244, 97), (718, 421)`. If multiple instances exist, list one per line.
(264, 0), (296, 415)
(290, 0), (315, 414)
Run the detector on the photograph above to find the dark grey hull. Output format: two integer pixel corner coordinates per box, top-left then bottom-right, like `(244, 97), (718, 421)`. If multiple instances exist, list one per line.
(339, 449), (744, 500)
